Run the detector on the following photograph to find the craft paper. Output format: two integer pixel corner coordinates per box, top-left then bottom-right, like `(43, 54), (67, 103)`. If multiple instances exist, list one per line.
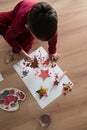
(13, 47), (73, 108)
(0, 73), (4, 82)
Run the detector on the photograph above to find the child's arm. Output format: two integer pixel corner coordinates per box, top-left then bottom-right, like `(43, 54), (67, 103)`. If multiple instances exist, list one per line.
(49, 53), (59, 63)
(48, 33), (58, 54)
(20, 49), (32, 62)
(48, 32), (59, 62)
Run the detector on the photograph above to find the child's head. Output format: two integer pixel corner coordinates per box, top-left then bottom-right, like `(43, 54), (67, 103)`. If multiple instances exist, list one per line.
(27, 2), (58, 41)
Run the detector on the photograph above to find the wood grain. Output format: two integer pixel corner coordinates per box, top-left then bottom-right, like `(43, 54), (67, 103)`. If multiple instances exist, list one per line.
(0, 0), (87, 130)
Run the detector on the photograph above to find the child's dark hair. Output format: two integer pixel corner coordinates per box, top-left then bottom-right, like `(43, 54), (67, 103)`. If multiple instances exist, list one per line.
(27, 2), (58, 41)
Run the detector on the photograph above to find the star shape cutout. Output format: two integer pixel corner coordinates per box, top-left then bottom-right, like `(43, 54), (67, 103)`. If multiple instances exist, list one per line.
(42, 58), (50, 66)
(53, 79), (59, 86)
(36, 87), (48, 99)
(39, 69), (50, 80)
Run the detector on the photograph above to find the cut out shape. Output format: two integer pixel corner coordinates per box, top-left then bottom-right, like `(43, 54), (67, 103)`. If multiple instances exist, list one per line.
(30, 57), (38, 68)
(22, 70), (29, 77)
(36, 87), (48, 99)
(42, 58), (50, 66)
(53, 79), (59, 86)
(53, 73), (59, 86)
(62, 82), (73, 95)
(39, 70), (50, 80)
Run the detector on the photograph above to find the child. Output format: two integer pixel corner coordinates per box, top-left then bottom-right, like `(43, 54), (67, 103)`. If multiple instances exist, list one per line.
(0, 0), (58, 63)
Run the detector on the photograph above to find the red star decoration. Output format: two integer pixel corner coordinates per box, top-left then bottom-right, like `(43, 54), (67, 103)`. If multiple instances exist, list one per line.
(30, 57), (38, 68)
(53, 79), (59, 86)
(36, 87), (48, 99)
(42, 58), (50, 66)
(39, 69), (50, 80)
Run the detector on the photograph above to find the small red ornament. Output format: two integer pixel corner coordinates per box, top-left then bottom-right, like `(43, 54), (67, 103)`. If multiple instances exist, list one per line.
(53, 79), (59, 86)
(39, 70), (50, 80)
(42, 58), (50, 66)
(36, 87), (48, 99)
(30, 57), (38, 68)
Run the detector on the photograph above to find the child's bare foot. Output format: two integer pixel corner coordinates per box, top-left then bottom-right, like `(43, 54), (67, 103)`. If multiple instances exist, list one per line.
(4, 50), (15, 64)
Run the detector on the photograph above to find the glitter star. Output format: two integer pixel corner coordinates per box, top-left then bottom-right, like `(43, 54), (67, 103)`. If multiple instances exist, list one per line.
(36, 87), (48, 99)
(39, 70), (50, 80)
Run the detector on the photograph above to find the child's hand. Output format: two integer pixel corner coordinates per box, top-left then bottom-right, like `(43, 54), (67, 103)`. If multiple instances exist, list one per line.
(20, 49), (33, 62)
(49, 53), (59, 63)
(24, 56), (33, 62)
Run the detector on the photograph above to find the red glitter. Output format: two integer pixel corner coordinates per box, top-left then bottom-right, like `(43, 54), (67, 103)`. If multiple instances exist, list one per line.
(42, 58), (50, 66)
(39, 70), (50, 80)
(36, 87), (48, 99)
(30, 57), (38, 68)
(53, 79), (59, 86)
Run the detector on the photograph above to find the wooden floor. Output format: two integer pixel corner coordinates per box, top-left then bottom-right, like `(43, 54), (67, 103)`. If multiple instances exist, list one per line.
(0, 0), (87, 130)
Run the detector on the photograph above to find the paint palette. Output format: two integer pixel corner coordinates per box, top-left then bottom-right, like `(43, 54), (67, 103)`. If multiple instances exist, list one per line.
(0, 88), (26, 111)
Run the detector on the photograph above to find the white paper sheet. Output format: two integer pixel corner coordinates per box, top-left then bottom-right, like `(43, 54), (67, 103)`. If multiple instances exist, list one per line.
(13, 47), (73, 108)
(0, 73), (4, 82)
